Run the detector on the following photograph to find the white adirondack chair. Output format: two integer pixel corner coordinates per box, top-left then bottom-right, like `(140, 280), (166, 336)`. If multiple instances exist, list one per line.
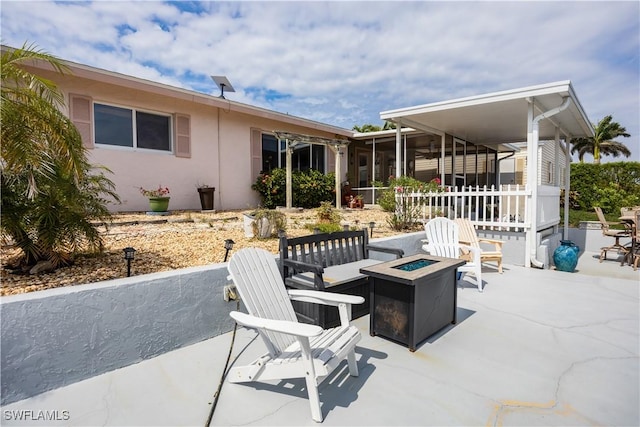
(227, 247), (364, 423)
(423, 217), (483, 292)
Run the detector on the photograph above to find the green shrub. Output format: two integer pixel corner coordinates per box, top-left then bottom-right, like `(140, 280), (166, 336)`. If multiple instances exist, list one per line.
(304, 201), (343, 233)
(570, 162), (640, 214)
(378, 176), (442, 212)
(379, 176), (443, 230)
(315, 201), (341, 224)
(305, 222), (345, 233)
(252, 168), (336, 209)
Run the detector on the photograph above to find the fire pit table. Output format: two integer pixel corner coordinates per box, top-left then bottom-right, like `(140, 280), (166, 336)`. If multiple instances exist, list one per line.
(360, 254), (466, 352)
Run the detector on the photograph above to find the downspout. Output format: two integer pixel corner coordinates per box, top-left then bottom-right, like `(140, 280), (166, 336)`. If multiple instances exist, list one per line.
(529, 96), (571, 268)
(563, 134), (571, 240)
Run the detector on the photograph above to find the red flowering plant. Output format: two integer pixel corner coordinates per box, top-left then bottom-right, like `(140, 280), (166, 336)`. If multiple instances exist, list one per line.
(140, 185), (170, 198)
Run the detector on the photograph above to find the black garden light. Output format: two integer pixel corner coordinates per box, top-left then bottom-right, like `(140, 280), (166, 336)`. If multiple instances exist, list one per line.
(369, 221), (376, 237)
(123, 247), (136, 277)
(223, 239), (235, 262)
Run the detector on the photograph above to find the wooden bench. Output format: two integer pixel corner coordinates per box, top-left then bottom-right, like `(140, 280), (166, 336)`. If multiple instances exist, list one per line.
(279, 229), (404, 328)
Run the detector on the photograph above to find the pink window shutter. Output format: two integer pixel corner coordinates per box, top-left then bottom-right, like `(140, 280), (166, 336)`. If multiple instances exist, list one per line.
(69, 94), (93, 149)
(175, 114), (191, 158)
(250, 128), (262, 182)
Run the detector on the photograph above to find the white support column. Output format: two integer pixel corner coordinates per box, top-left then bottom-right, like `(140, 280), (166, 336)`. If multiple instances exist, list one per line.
(286, 140), (293, 209)
(528, 96), (571, 267)
(372, 138), (376, 203)
(525, 100), (536, 268)
(334, 145), (342, 209)
(403, 134), (407, 176)
(554, 127), (560, 186)
(440, 135), (446, 185)
(395, 124), (402, 178)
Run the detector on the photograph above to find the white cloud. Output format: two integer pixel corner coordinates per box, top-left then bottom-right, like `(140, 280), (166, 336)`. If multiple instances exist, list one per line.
(2, 0), (638, 160)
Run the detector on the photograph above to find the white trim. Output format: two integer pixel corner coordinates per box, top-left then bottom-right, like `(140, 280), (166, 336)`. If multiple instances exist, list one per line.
(381, 81), (573, 118)
(93, 101), (174, 153)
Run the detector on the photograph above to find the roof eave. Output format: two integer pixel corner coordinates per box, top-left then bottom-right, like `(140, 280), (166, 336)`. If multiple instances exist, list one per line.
(14, 48), (353, 138)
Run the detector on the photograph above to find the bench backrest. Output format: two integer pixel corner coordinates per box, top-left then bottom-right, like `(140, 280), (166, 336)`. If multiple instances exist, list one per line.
(279, 230), (369, 276)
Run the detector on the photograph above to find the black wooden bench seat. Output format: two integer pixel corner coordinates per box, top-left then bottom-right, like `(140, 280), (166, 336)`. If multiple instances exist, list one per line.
(279, 229), (404, 328)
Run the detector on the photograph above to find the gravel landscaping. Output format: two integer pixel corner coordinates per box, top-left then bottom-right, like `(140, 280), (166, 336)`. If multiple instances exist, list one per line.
(1, 207), (402, 296)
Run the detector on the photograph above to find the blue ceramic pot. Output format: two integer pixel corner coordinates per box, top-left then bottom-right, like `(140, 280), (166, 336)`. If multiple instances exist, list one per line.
(553, 240), (580, 272)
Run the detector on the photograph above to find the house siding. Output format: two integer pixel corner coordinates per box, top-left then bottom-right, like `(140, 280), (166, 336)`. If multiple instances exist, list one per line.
(513, 141), (566, 187)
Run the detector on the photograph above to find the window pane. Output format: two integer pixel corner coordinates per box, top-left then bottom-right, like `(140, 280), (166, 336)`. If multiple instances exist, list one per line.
(262, 134), (279, 172)
(94, 104), (133, 147)
(136, 111), (171, 151)
(312, 144), (325, 173)
(293, 143), (310, 171)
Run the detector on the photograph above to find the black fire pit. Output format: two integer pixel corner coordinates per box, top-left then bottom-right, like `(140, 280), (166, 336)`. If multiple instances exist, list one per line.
(360, 254), (465, 351)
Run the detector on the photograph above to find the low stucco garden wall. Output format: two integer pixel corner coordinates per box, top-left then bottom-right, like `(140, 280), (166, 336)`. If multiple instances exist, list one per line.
(1, 264), (235, 405)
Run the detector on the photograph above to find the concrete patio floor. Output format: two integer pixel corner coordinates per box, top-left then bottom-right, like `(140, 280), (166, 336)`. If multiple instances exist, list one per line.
(2, 251), (638, 426)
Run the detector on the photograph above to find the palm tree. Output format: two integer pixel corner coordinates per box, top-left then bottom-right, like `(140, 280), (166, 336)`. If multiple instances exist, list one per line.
(352, 123), (382, 133)
(1, 42), (119, 270)
(570, 115), (631, 164)
(352, 121), (397, 132)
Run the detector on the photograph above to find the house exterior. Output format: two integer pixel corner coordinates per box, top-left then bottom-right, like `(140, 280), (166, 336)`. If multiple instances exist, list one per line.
(20, 56), (351, 212)
(17, 50), (596, 268)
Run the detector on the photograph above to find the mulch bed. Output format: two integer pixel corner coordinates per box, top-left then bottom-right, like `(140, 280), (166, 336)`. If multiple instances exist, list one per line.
(1, 207), (402, 296)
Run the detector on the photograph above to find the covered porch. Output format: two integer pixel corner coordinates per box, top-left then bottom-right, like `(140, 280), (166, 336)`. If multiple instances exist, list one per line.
(352, 81), (594, 267)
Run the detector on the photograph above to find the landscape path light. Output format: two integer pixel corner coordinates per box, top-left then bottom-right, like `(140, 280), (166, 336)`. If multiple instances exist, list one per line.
(369, 221), (376, 237)
(123, 247), (136, 277)
(223, 239), (235, 262)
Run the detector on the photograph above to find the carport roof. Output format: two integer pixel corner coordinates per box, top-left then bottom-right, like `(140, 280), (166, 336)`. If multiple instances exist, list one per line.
(380, 81), (594, 145)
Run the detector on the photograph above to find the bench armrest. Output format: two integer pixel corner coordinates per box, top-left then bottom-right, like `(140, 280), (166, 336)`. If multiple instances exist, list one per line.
(366, 244), (404, 259)
(288, 290), (364, 327)
(282, 258), (325, 289)
(282, 258), (324, 274)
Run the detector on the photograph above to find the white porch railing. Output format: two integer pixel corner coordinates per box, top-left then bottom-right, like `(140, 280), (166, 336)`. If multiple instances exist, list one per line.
(396, 185), (532, 231)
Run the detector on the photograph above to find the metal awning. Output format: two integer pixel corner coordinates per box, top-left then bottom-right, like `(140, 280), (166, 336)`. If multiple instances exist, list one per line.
(380, 81), (594, 144)
(274, 131), (350, 209)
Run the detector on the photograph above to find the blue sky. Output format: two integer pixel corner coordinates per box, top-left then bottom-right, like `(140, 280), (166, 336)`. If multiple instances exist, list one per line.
(2, 1), (638, 162)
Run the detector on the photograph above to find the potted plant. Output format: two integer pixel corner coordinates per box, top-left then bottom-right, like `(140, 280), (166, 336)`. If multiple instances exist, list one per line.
(244, 208), (287, 239)
(197, 184), (215, 211)
(140, 185), (170, 213)
(349, 194), (364, 209)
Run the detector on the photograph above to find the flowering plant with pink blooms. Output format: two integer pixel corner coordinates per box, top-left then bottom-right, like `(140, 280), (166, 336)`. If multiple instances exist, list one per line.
(140, 185), (170, 198)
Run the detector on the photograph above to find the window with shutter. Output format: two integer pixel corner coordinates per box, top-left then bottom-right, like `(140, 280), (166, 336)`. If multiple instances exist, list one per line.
(69, 94), (94, 148)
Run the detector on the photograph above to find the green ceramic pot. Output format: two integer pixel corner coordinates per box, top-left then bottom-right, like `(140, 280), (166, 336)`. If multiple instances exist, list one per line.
(148, 197), (170, 212)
